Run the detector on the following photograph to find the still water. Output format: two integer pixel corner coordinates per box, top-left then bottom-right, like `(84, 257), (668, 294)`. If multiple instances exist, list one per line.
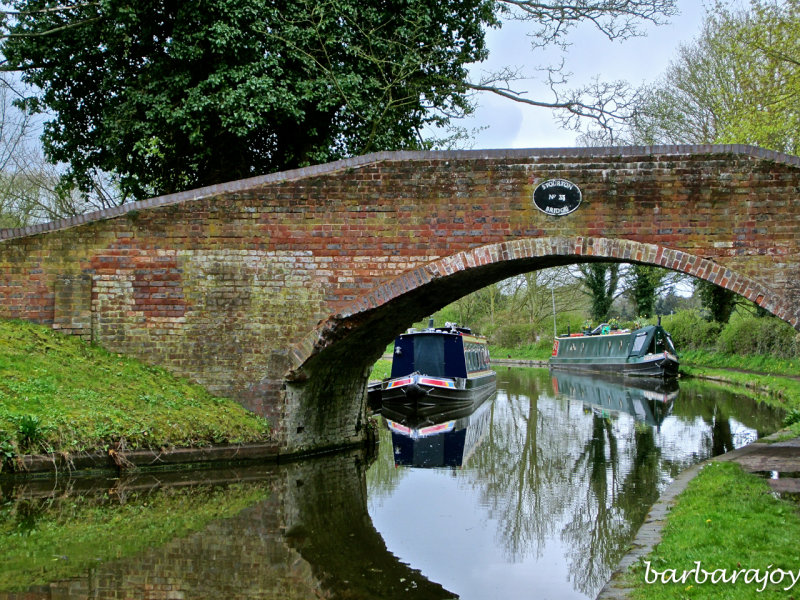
(0, 368), (784, 599)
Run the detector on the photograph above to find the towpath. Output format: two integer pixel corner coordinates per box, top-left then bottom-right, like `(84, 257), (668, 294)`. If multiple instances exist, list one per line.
(597, 433), (800, 599)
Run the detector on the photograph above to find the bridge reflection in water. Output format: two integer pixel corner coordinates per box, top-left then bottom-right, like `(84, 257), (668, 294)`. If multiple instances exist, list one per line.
(0, 369), (785, 600)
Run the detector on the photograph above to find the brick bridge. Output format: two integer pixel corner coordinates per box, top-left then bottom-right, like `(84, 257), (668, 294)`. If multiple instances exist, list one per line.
(1, 145), (799, 456)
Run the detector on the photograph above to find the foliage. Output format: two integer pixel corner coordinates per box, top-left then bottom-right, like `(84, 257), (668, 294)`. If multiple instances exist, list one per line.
(716, 315), (800, 358)
(492, 322), (537, 348)
(577, 263), (622, 322)
(626, 461), (800, 600)
(694, 279), (737, 324)
(785, 409), (800, 427)
(0, 319), (270, 458)
(591, 0), (800, 155)
(489, 339), (553, 361)
(660, 310), (722, 350)
(2, 0), (496, 198)
(0, 1), (680, 200)
(628, 264), (665, 318)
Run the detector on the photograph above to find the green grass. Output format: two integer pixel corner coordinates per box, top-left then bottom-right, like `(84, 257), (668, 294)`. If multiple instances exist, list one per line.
(369, 358), (392, 381)
(679, 350), (800, 378)
(0, 482), (269, 591)
(677, 365), (800, 439)
(0, 319), (271, 466)
(626, 461), (800, 599)
(488, 338), (553, 361)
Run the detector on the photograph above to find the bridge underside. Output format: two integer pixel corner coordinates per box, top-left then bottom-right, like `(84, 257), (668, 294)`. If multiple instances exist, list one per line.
(284, 237), (798, 454)
(1, 146), (798, 455)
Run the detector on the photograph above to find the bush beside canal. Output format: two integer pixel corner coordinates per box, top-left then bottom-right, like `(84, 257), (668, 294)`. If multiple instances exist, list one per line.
(0, 320), (271, 471)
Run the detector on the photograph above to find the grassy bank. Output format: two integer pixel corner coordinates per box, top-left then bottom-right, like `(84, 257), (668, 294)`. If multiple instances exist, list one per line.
(0, 320), (271, 470)
(625, 461), (800, 600)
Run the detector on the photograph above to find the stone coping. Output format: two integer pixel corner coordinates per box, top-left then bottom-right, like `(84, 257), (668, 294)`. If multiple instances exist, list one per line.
(2, 144), (798, 243)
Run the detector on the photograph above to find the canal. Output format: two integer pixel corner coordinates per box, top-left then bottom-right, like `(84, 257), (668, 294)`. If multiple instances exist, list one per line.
(0, 368), (785, 599)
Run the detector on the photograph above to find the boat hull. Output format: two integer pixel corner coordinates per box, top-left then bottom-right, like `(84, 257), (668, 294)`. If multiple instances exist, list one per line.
(549, 352), (679, 378)
(380, 372), (497, 416)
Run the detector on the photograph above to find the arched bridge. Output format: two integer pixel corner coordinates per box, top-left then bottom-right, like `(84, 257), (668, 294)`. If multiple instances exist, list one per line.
(1, 145), (799, 455)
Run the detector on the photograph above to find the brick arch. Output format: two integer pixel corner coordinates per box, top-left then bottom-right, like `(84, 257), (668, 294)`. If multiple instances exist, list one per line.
(280, 235), (792, 455)
(290, 235), (792, 373)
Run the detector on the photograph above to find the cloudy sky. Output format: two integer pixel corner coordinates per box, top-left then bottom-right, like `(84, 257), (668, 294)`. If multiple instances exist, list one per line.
(465, 0), (709, 149)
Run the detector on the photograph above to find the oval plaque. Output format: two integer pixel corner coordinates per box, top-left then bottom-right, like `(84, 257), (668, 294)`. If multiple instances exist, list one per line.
(532, 179), (582, 216)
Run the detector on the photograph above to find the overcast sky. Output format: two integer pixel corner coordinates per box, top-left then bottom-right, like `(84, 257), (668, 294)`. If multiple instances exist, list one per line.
(464, 0), (710, 149)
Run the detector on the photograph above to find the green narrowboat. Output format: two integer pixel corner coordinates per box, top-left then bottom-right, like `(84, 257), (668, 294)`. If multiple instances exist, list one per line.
(549, 322), (679, 378)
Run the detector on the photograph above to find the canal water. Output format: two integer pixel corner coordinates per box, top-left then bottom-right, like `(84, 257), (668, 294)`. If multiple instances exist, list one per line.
(0, 368), (785, 599)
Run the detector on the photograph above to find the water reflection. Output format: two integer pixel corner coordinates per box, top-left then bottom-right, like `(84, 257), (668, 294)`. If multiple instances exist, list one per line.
(382, 396), (494, 468)
(0, 454), (455, 600)
(551, 371), (677, 427)
(367, 368), (785, 599)
(0, 369), (786, 600)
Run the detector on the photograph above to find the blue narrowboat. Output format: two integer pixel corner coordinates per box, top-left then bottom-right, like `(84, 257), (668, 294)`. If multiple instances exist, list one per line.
(379, 321), (496, 411)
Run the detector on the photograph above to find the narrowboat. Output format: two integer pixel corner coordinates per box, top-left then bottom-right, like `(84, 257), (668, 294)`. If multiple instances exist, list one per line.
(549, 321), (679, 378)
(378, 320), (496, 412)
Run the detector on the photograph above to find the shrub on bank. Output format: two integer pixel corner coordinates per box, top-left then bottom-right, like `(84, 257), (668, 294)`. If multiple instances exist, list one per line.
(660, 310), (722, 350)
(716, 314), (799, 358)
(491, 323), (537, 348)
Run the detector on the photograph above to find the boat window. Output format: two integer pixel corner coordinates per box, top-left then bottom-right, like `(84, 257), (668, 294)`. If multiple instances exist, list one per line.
(631, 332), (648, 354)
(665, 334), (677, 354)
(413, 335), (446, 377)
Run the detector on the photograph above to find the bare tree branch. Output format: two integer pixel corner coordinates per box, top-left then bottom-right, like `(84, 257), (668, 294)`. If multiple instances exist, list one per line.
(0, 16), (101, 39)
(496, 0), (678, 48)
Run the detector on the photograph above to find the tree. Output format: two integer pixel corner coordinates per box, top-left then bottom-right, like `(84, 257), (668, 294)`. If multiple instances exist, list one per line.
(0, 77), (122, 225)
(626, 264), (684, 318)
(577, 263), (621, 322)
(582, 0), (800, 154)
(2, 0), (677, 200)
(694, 279), (737, 324)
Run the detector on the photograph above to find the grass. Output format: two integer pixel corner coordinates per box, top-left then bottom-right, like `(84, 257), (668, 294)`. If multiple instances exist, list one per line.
(0, 481), (270, 591)
(488, 339), (553, 361)
(626, 461), (800, 600)
(0, 319), (271, 468)
(369, 358), (392, 381)
(677, 364), (800, 439)
(679, 350), (800, 378)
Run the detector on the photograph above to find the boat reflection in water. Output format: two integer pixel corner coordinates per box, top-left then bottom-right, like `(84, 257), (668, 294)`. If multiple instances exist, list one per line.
(550, 370), (678, 428)
(380, 394), (494, 468)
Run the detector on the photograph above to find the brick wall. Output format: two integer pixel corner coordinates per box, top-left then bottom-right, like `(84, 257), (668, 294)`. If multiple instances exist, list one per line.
(1, 145), (798, 454)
